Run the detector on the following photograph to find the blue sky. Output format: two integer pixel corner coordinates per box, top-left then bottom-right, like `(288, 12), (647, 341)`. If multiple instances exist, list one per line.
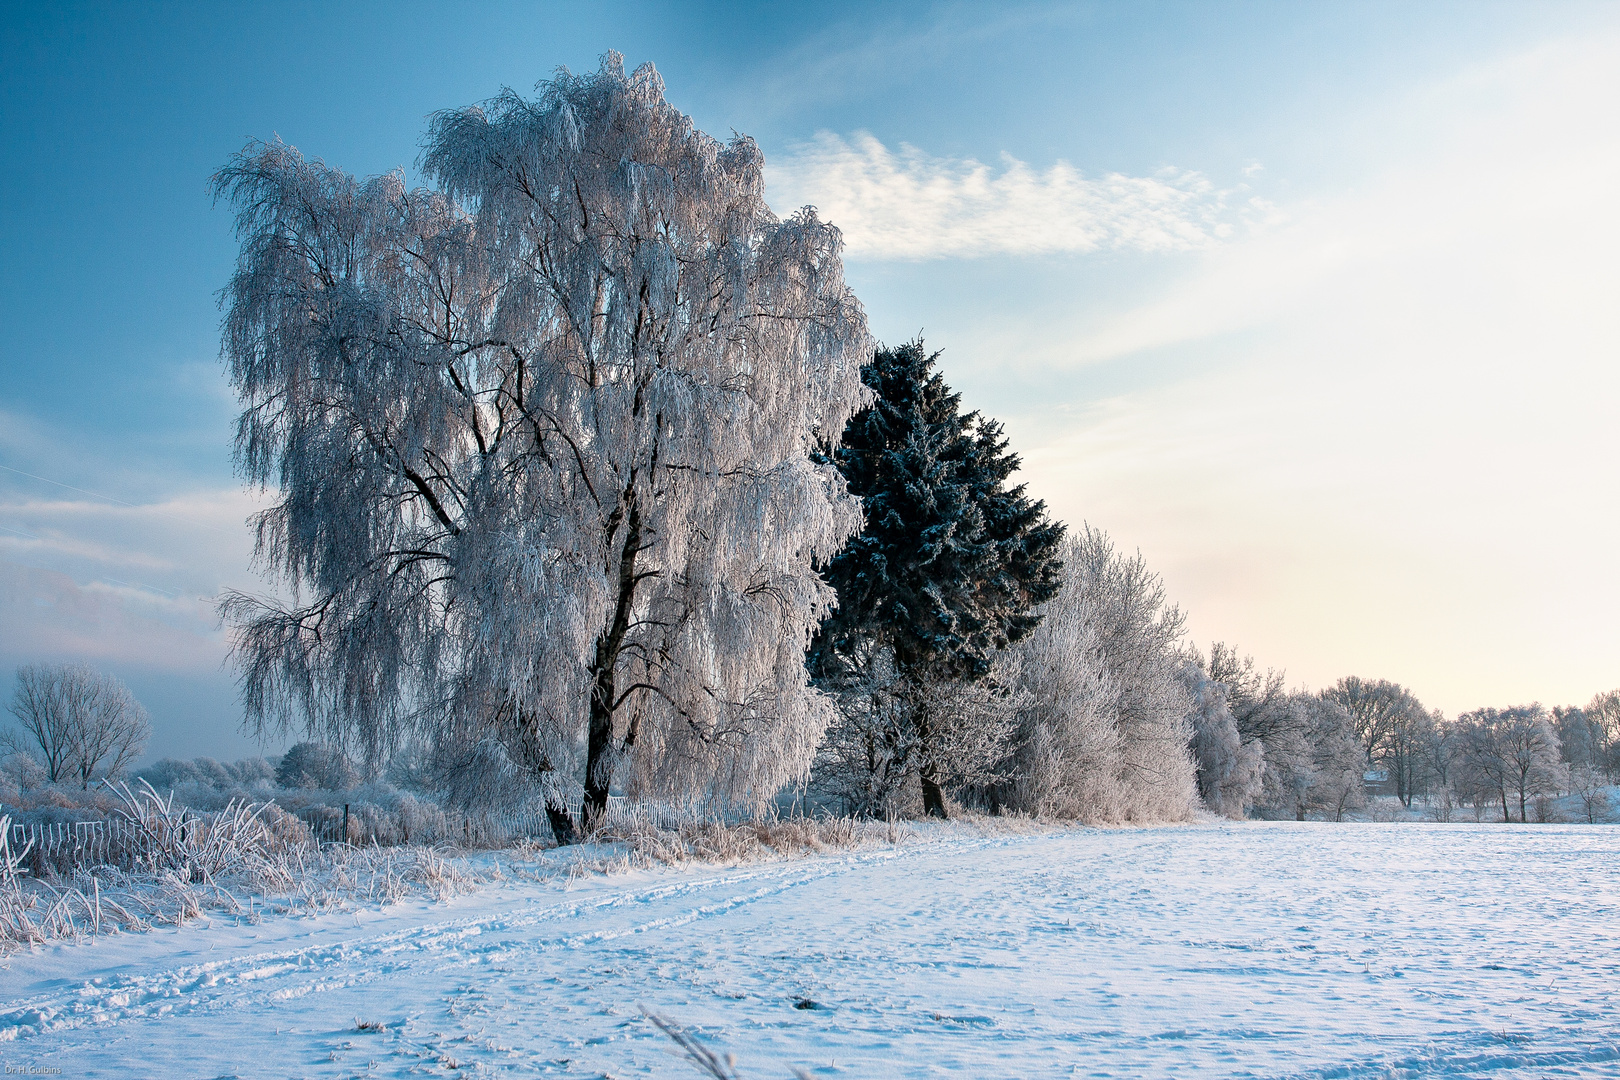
(3, 1), (1617, 761)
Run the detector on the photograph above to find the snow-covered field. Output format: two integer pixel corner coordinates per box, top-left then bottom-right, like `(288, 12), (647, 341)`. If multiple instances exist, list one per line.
(2, 822), (1617, 1079)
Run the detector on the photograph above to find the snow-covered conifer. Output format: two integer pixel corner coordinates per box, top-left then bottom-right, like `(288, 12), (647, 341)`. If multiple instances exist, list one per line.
(811, 340), (1062, 816)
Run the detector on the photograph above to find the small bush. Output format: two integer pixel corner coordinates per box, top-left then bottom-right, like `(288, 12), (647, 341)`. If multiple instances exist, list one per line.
(275, 743), (359, 791)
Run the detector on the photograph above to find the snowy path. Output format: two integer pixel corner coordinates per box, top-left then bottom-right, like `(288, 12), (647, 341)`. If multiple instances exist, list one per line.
(2, 822), (1618, 1078)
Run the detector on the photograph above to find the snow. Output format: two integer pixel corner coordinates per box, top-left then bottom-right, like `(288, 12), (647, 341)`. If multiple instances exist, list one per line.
(2, 822), (1618, 1078)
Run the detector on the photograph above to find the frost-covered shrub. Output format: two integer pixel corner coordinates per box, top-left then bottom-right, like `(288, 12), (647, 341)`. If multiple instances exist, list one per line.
(810, 649), (1021, 818)
(138, 756), (278, 793)
(276, 785), (458, 845)
(275, 743), (359, 791)
(0, 780), (123, 824)
(1180, 661), (1263, 818)
(127, 755), (287, 817)
(0, 752), (47, 800)
(1010, 528), (1198, 824)
(810, 648), (919, 818)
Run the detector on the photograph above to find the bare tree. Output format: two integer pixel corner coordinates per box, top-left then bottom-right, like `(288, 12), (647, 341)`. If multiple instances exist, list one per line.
(6, 663), (151, 787)
(1241, 691), (1366, 822)
(1203, 644), (1344, 818)
(1422, 715), (1461, 817)
(1569, 763), (1613, 823)
(215, 56), (870, 838)
(1321, 677), (1430, 806)
(1584, 690), (1620, 780)
(5, 666), (75, 783)
(1455, 711), (1511, 821)
(1497, 705), (1565, 823)
(1455, 706), (1564, 823)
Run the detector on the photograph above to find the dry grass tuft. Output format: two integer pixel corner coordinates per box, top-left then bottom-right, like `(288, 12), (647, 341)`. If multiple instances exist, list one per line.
(0, 791), (485, 953)
(644, 1009), (814, 1080)
(572, 805), (909, 875)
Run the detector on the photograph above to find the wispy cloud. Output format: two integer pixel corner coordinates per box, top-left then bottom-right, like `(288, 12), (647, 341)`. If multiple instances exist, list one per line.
(767, 132), (1259, 260)
(0, 485), (270, 671)
(726, 4), (1071, 123)
(0, 562), (222, 673)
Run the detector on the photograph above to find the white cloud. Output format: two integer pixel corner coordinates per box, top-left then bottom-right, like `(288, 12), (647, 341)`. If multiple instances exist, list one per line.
(767, 132), (1250, 260)
(0, 472), (291, 759)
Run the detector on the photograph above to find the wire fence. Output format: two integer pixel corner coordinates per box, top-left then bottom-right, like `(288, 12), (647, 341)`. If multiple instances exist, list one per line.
(5, 804), (560, 877)
(7, 819), (145, 876)
(293, 804), (556, 848)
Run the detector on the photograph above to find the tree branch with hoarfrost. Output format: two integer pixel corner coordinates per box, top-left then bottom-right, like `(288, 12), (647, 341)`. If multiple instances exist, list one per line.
(214, 54), (871, 840)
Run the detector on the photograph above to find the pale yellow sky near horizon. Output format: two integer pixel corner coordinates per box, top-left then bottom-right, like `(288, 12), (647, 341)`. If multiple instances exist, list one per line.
(1001, 33), (1620, 716)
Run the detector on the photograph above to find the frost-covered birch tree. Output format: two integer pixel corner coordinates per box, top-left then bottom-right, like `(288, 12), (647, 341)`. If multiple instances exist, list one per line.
(215, 55), (870, 839)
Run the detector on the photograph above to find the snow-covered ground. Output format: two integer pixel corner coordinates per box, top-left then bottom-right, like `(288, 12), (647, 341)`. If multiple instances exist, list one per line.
(2, 822), (1617, 1078)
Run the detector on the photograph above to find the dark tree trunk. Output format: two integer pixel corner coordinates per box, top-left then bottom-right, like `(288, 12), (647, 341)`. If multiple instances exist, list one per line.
(580, 494), (648, 834)
(583, 654), (617, 829)
(545, 801), (578, 846)
(913, 697), (948, 818)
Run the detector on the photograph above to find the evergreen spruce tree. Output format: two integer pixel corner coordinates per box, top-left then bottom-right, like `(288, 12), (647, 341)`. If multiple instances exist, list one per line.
(812, 340), (1064, 816)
